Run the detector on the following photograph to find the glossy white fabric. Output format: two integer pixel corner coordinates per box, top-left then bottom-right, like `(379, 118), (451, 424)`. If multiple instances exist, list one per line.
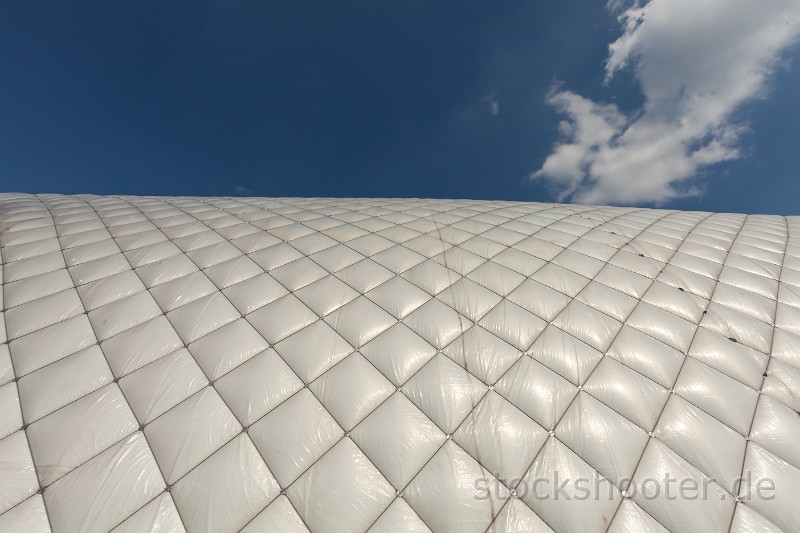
(1, 193), (799, 532)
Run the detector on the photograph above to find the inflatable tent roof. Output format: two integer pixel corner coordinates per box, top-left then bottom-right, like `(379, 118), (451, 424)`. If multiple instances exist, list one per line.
(1, 193), (799, 533)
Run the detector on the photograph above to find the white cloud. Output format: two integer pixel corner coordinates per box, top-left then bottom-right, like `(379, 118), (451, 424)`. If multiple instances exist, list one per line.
(532, 0), (800, 205)
(485, 94), (500, 116)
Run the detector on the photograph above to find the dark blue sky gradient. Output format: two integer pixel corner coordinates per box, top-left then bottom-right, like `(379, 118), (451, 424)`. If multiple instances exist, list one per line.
(1, 2), (798, 214)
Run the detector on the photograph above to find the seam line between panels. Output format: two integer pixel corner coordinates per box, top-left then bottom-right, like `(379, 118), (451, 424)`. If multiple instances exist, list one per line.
(65, 196), (193, 533)
(724, 214), (788, 533)
(113, 196), (317, 533)
(604, 212), (748, 532)
(498, 208), (694, 533)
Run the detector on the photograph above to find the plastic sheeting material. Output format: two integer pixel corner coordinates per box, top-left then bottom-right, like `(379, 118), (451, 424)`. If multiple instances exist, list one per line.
(1, 193), (800, 532)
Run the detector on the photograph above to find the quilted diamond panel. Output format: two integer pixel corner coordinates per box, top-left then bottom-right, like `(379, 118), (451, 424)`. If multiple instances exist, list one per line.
(1, 193), (799, 533)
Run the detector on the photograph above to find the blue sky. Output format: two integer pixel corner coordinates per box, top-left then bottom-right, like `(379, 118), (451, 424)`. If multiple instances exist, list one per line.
(2, 1), (799, 214)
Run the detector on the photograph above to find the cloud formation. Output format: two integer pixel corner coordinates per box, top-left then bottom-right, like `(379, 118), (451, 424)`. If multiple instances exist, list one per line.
(532, 0), (800, 205)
